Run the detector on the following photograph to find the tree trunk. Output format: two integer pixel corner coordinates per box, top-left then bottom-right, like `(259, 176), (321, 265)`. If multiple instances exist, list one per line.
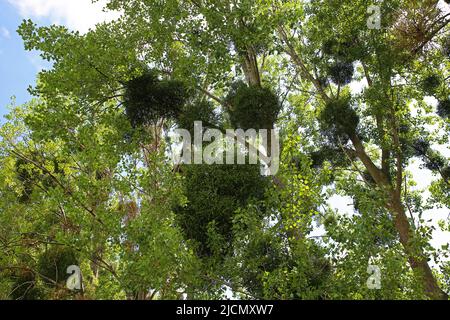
(351, 134), (448, 300)
(241, 47), (261, 87)
(390, 196), (448, 300)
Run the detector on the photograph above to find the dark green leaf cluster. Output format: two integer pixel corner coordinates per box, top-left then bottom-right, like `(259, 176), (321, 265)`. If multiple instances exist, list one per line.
(309, 146), (353, 169)
(317, 77), (329, 88)
(444, 37), (450, 58)
(257, 241), (331, 299)
(175, 164), (267, 257)
(328, 62), (354, 86)
(238, 235), (287, 297)
(361, 170), (376, 185)
(15, 156), (63, 202)
(124, 70), (188, 127)
(37, 246), (78, 286)
(424, 151), (446, 171)
(422, 75), (441, 95)
(15, 158), (39, 202)
(437, 99), (450, 119)
(442, 166), (450, 181)
(411, 137), (431, 157)
(225, 82), (281, 130)
(322, 39), (340, 56)
(176, 100), (220, 135)
(8, 270), (43, 300)
(322, 38), (362, 62)
(319, 97), (359, 145)
(408, 139), (449, 181)
(321, 36), (361, 87)
(422, 150), (449, 182)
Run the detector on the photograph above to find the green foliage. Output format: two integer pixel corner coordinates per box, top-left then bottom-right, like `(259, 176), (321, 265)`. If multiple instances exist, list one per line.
(441, 166), (450, 181)
(238, 234), (286, 296)
(424, 151), (447, 172)
(260, 242), (331, 300)
(411, 137), (431, 157)
(328, 62), (354, 86)
(124, 70), (188, 127)
(322, 39), (339, 56)
(175, 163), (267, 257)
(225, 82), (281, 130)
(437, 99), (450, 119)
(1, 0), (448, 301)
(14, 154), (64, 202)
(409, 139), (449, 179)
(228, 192), (332, 300)
(176, 100), (220, 134)
(422, 75), (441, 95)
(38, 246), (78, 286)
(444, 37), (450, 58)
(9, 270), (43, 300)
(15, 157), (38, 202)
(319, 96), (359, 144)
(309, 146), (353, 169)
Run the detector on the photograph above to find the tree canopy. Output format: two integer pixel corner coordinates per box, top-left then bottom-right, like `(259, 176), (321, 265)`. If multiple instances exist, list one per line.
(0, 0), (449, 300)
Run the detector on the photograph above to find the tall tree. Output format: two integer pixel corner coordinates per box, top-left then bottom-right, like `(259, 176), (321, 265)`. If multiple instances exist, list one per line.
(0, 0), (448, 300)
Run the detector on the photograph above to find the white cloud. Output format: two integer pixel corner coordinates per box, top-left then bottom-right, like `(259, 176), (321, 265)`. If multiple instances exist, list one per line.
(0, 26), (11, 39)
(7, 0), (120, 33)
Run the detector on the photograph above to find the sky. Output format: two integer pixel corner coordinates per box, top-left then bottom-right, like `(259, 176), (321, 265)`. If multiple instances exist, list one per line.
(0, 0), (118, 121)
(0, 0), (448, 256)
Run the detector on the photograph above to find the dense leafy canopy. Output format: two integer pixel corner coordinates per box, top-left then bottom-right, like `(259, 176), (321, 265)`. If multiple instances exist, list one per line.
(0, 0), (449, 300)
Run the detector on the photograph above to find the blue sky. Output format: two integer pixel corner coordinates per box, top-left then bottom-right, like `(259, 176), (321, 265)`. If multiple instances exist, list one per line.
(0, 0), (117, 122)
(0, 1), (42, 120)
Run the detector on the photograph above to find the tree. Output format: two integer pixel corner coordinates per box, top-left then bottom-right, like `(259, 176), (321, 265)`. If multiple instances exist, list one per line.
(0, 0), (448, 300)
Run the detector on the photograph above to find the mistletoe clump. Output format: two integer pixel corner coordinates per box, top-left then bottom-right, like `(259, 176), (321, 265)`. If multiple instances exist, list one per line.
(176, 100), (220, 135)
(225, 82), (281, 130)
(319, 97), (359, 145)
(328, 62), (354, 85)
(38, 246), (78, 286)
(437, 99), (450, 119)
(15, 158), (39, 202)
(422, 75), (440, 94)
(322, 39), (340, 56)
(175, 163), (267, 257)
(15, 156), (64, 202)
(124, 70), (188, 127)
